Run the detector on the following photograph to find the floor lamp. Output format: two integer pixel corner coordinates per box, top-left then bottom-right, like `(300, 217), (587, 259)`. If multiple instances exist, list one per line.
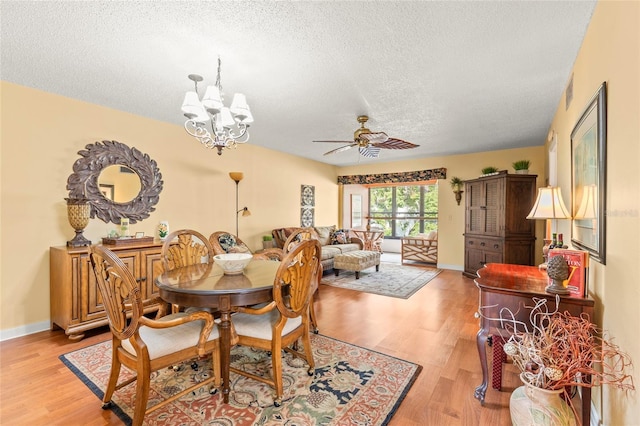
(229, 172), (251, 236)
(526, 186), (571, 270)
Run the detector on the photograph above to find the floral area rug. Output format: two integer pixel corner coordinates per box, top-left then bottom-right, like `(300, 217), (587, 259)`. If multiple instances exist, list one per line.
(322, 262), (442, 299)
(60, 334), (421, 425)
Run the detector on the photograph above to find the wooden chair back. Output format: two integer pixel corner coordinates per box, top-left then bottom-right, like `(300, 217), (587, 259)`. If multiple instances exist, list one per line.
(283, 228), (318, 253)
(274, 239), (321, 319)
(161, 229), (213, 271)
(209, 231), (252, 255)
(90, 244), (145, 340)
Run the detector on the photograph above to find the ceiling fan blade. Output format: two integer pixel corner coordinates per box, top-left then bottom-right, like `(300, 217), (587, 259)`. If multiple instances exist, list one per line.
(323, 143), (357, 156)
(313, 140), (356, 144)
(372, 138), (420, 150)
(360, 132), (389, 144)
(359, 146), (381, 158)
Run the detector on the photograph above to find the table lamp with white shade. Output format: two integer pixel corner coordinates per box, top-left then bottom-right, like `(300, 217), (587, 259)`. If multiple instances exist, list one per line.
(526, 186), (571, 269)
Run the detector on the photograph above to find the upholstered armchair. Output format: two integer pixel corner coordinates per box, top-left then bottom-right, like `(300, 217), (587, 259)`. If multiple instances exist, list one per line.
(401, 230), (438, 265)
(210, 231), (284, 261)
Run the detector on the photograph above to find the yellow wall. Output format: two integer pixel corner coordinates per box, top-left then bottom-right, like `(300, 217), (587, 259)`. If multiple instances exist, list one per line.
(545, 1), (639, 423)
(0, 81), (338, 334)
(338, 145), (547, 268)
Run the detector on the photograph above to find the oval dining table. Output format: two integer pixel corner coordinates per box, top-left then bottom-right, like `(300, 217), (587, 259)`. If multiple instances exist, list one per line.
(155, 259), (280, 403)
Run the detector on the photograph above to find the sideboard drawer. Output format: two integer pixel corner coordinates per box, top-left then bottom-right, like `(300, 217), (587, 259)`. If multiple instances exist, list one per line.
(466, 237), (502, 253)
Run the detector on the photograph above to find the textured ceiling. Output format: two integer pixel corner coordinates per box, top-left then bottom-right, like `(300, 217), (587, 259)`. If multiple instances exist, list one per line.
(1, 1), (596, 166)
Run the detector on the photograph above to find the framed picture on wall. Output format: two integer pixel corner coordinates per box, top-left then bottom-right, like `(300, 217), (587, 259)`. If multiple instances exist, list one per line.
(351, 194), (362, 228)
(571, 82), (607, 264)
(99, 183), (114, 201)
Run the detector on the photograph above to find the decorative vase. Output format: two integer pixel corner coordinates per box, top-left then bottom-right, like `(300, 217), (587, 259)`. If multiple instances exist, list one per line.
(510, 374), (576, 426)
(515, 169), (529, 174)
(120, 217), (130, 237)
(158, 221), (169, 240)
(65, 198), (91, 247)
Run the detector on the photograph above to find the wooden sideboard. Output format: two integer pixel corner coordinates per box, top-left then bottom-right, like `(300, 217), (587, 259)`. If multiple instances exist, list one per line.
(50, 241), (166, 340)
(474, 263), (595, 425)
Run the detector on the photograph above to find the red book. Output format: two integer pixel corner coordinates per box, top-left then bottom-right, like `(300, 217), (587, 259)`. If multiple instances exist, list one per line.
(548, 249), (589, 298)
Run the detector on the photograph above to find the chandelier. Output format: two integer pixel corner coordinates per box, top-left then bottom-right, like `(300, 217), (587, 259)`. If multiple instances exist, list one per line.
(181, 57), (253, 155)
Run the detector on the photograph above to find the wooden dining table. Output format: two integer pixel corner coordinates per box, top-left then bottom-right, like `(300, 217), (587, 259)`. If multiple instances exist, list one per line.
(155, 259), (280, 403)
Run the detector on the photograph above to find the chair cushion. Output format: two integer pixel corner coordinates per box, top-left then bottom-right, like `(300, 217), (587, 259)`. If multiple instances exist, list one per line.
(218, 233), (250, 253)
(320, 245), (342, 260)
(333, 243), (361, 253)
(232, 310), (302, 340)
(121, 313), (219, 360)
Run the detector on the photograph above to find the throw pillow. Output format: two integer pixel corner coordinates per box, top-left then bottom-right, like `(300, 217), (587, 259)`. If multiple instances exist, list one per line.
(331, 229), (350, 245)
(313, 225), (335, 246)
(218, 233), (251, 254)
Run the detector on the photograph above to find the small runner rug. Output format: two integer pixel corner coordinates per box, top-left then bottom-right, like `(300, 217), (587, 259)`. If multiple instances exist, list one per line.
(322, 262), (442, 299)
(60, 333), (421, 426)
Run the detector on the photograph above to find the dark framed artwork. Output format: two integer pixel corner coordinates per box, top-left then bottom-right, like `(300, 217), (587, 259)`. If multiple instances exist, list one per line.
(571, 82), (606, 264)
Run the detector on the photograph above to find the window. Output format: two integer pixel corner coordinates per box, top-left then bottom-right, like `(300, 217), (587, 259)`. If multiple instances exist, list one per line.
(368, 183), (438, 238)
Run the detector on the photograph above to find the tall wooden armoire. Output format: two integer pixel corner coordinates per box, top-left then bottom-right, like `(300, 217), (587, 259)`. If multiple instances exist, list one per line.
(463, 171), (537, 278)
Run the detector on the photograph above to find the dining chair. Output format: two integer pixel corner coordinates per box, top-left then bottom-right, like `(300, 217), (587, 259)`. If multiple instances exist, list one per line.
(283, 229), (322, 334)
(210, 231), (284, 261)
(230, 239), (321, 406)
(89, 245), (225, 426)
(161, 229), (215, 314)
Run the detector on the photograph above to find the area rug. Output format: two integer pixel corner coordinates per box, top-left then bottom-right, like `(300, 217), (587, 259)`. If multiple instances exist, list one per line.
(322, 262), (441, 299)
(60, 334), (421, 425)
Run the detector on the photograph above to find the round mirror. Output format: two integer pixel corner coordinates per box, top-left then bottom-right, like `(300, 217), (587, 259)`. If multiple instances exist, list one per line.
(67, 140), (163, 224)
(97, 165), (142, 204)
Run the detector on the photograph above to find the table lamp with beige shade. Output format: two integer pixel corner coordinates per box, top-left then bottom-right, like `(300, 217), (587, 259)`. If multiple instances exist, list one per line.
(526, 186), (571, 269)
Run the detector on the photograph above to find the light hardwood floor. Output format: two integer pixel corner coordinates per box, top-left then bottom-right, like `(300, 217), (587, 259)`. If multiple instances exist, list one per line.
(0, 261), (523, 425)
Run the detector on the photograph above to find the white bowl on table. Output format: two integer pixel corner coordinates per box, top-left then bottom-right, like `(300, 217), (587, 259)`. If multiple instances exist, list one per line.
(213, 253), (253, 275)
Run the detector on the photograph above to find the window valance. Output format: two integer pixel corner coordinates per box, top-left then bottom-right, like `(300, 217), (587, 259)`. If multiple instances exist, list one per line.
(337, 168), (447, 185)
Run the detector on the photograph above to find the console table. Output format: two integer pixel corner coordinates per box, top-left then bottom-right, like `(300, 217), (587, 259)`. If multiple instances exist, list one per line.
(474, 263), (594, 425)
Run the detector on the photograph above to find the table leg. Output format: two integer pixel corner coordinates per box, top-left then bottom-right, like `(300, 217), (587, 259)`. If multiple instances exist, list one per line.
(218, 295), (232, 403)
(474, 326), (489, 404)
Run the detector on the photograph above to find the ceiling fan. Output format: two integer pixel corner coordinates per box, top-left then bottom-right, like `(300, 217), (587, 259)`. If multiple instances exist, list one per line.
(313, 115), (419, 158)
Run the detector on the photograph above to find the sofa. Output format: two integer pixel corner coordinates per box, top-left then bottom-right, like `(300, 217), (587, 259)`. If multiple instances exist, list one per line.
(272, 225), (363, 272)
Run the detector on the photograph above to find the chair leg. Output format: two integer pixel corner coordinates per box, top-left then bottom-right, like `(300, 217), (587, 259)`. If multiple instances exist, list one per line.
(309, 296), (319, 334)
(301, 327), (315, 376)
(132, 366), (151, 426)
(103, 344), (122, 407)
(271, 342), (284, 406)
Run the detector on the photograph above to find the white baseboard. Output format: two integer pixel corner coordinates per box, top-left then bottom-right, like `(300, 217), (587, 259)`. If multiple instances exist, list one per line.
(437, 263), (464, 271)
(0, 320), (50, 342)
